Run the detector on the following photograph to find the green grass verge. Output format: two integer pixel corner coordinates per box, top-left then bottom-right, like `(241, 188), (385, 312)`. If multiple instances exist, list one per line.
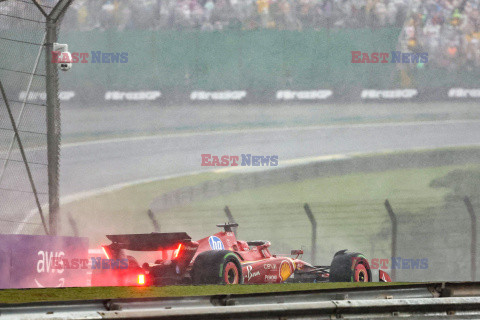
(0, 282), (407, 304)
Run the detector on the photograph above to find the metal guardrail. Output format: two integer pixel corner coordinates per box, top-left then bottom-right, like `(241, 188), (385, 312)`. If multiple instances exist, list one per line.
(1, 283), (480, 319)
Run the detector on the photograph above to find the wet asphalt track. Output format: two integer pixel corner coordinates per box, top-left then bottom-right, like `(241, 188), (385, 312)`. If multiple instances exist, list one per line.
(59, 119), (480, 197)
(4, 118), (480, 233)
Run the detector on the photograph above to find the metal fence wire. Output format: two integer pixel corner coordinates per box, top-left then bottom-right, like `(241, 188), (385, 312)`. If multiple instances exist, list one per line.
(0, 0), (69, 235)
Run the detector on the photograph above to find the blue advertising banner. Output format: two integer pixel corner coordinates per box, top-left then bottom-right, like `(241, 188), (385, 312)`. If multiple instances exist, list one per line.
(0, 235), (89, 289)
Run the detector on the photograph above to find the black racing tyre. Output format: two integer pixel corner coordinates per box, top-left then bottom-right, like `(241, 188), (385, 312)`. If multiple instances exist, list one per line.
(329, 251), (372, 282)
(191, 250), (243, 285)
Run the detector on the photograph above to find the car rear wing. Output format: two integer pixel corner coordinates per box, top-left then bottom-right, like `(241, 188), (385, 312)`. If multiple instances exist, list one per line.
(106, 232), (192, 251)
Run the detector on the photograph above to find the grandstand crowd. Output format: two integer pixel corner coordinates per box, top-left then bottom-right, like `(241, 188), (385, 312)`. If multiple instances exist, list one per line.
(64, 0), (479, 68)
(60, 0), (409, 30)
(1, 0), (479, 67)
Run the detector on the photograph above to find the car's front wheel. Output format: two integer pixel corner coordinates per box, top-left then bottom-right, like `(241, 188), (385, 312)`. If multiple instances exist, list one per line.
(329, 250), (372, 282)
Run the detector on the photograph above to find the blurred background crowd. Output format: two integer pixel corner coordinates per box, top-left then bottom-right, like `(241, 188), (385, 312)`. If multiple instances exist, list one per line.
(58, 0), (409, 31)
(67, 0), (480, 68)
(399, 0), (480, 68)
(1, 0), (479, 68)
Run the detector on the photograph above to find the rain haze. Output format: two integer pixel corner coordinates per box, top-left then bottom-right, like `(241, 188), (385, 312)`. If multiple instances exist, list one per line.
(1, 0), (480, 291)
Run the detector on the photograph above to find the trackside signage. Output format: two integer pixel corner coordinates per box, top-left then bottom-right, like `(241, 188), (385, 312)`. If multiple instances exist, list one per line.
(276, 90), (333, 101)
(361, 89), (418, 99)
(190, 91), (247, 101)
(13, 87), (480, 105)
(105, 91), (161, 101)
(0, 235), (88, 289)
(448, 88), (480, 98)
(19, 91), (76, 101)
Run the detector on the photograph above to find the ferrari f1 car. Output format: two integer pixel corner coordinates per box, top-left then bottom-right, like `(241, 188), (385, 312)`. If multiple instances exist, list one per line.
(91, 223), (391, 286)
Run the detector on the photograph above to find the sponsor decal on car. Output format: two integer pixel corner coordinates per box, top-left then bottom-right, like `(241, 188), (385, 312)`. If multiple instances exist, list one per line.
(244, 265), (261, 281)
(208, 236), (224, 250)
(264, 263), (277, 270)
(279, 260), (293, 281)
(265, 275), (277, 281)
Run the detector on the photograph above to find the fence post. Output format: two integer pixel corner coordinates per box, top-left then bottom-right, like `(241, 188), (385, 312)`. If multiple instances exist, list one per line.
(41, 0), (76, 235)
(45, 17), (60, 235)
(67, 212), (79, 237)
(303, 203), (317, 265)
(463, 197), (477, 281)
(147, 209), (160, 232)
(224, 206), (237, 236)
(384, 199), (397, 281)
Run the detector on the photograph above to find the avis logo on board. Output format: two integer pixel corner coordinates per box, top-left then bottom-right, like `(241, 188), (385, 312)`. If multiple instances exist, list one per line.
(36, 250), (66, 288)
(37, 251), (64, 274)
(208, 236), (224, 250)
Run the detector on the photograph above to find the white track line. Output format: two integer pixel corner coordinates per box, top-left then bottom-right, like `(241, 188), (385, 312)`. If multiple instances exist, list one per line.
(61, 119), (480, 149)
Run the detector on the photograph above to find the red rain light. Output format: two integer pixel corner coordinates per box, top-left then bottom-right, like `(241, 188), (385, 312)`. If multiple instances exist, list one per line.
(101, 246), (110, 259)
(173, 243), (182, 259)
(137, 274), (145, 285)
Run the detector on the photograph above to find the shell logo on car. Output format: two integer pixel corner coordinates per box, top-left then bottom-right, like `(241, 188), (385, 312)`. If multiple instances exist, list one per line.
(280, 260), (294, 281)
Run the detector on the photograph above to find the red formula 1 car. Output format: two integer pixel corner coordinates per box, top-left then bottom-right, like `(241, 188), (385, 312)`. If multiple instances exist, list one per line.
(91, 223), (391, 286)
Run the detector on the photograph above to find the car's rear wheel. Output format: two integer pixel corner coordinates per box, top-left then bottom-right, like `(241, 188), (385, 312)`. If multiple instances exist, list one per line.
(353, 262), (369, 282)
(224, 261), (240, 284)
(329, 250), (371, 282)
(192, 250), (243, 285)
